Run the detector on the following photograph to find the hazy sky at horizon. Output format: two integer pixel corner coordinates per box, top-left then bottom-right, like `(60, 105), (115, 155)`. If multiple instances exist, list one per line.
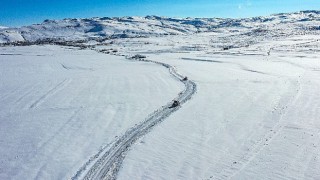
(1, 0), (319, 27)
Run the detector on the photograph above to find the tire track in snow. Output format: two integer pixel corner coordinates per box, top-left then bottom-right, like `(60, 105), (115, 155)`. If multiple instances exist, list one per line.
(72, 52), (197, 180)
(222, 75), (304, 179)
(187, 54), (305, 179)
(180, 57), (274, 76)
(29, 79), (71, 109)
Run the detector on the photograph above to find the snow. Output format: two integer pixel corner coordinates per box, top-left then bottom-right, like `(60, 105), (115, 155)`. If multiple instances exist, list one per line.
(0, 45), (183, 179)
(0, 30), (25, 43)
(114, 35), (320, 180)
(1, 10), (320, 43)
(1, 10), (320, 180)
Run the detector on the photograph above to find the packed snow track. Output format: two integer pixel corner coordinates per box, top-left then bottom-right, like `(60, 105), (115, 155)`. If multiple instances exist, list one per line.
(77, 57), (197, 180)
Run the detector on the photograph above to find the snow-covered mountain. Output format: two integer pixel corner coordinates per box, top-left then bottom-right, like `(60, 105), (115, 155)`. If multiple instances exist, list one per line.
(1, 10), (320, 43)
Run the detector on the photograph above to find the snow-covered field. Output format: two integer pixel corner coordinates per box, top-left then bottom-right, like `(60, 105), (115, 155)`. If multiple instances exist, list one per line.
(0, 45), (183, 179)
(1, 11), (320, 180)
(114, 35), (320, 180)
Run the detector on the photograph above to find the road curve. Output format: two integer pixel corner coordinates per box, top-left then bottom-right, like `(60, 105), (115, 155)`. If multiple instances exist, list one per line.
(73, 53), (197, 180)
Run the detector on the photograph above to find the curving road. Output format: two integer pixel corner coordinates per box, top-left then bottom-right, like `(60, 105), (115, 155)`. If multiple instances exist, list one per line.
(73, 52), (197, 180)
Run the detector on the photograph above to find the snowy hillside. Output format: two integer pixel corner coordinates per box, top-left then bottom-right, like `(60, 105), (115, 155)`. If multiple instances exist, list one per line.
(1, 10), (320, 43)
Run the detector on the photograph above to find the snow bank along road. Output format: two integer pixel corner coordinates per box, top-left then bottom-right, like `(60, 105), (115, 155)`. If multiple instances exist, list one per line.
(77, 50), (197, 180)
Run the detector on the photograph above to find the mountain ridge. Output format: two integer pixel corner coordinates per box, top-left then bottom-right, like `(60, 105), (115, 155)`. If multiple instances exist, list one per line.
(1, 10), (320, 43)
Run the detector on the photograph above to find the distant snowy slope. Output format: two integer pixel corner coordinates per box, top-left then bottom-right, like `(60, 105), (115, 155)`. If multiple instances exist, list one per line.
(0, 29), (25, 43)
(0, 10), (320, 43)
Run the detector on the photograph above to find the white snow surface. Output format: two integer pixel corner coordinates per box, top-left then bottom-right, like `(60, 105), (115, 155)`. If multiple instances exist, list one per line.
(113, 34), (320, 180)
(1, 10), (320, 180)
(0, 45), (183, 179)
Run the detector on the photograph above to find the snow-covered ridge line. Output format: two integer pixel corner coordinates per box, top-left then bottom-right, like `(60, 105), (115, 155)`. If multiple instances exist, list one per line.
(71, 49), (196, 180)
(1, 10), (320, 43)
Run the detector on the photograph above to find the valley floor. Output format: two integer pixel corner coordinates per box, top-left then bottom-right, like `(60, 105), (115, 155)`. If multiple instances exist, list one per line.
(0, 45), (183, 179)
(1, 33), (320, 179)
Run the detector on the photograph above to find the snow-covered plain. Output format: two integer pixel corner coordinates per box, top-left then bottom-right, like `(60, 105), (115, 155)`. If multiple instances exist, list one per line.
(1, 10), (320, 180)
(0, 45), (183, 179)
(113, 34), (320, 180)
